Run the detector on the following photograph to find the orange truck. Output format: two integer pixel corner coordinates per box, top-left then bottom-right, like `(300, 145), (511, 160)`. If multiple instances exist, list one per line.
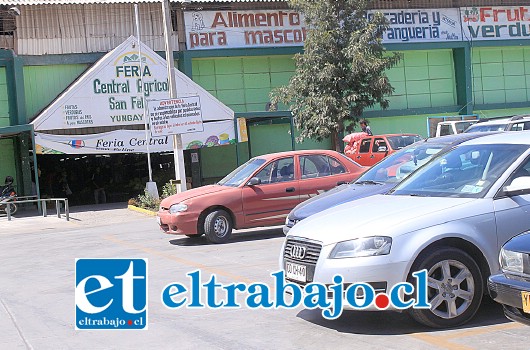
(343, 133), (422, 166)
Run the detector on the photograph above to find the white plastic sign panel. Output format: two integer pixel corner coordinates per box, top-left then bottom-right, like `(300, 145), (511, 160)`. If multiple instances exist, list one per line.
(369, 8), (462, 43)
(35, 120), (235, 155)
(461, 6), (530, 40)
(184, 10), (306, 50)
(31, 36), (233, 131)
(148, 96), (204, 137)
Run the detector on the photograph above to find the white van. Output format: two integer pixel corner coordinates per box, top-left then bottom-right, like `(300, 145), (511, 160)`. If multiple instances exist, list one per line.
(435, 120), (478, 137)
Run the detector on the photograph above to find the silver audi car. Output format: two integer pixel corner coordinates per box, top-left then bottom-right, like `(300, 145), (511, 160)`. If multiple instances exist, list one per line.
(282, 131), (530, 328)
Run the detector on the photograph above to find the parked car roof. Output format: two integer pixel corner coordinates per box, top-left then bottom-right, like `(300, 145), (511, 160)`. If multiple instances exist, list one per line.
(461, 130), (530, 145)
(252, 149), (359, 160)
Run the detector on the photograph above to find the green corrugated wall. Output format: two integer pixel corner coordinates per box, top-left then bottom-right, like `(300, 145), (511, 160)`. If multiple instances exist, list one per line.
(472, 47), (530, 105)
(368, 49), (457, 112)
(0, 67), (8, 127)
(23, 64), (89, 121)
(0, 67), (16, 187)
(192, 55), (295, 113)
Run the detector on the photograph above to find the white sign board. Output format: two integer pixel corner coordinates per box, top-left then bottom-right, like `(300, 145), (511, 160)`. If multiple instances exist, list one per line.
(148, 96), (204, 137)
(31, 36), (233, 132)
(34, 120), (235, 155)
(461, 6), (530, 40)
(184, 10), (306, 50)
(369, 8), (462, 42)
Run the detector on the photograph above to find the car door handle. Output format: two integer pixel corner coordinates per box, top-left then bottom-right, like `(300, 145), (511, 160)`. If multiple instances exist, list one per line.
(356, 156), (361, 159)
(337, 181), (346, 186)
(286, 187), (295, 193)
(370, 155), (375, 158)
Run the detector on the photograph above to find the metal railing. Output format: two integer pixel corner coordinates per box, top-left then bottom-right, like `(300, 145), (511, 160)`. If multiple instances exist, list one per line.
(2, 197), (69, 222)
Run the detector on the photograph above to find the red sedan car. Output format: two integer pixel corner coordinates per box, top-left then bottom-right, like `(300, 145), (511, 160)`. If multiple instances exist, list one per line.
(157, 150), (365, 243)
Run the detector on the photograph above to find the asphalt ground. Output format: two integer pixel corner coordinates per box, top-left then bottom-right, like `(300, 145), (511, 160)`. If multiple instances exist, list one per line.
(1, 204), (529, 349)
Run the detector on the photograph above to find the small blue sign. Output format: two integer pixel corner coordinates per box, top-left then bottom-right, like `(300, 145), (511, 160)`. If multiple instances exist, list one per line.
(75, 259), (147, 330)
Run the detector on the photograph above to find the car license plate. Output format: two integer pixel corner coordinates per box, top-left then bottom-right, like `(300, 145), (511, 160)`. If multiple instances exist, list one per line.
(156, 216), (161, 225)
(285, 261), (306, 283)
(522, 291), (530, 314)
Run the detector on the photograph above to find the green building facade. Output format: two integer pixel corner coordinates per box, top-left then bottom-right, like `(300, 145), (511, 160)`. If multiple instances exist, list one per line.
(2, 2), (530, 191)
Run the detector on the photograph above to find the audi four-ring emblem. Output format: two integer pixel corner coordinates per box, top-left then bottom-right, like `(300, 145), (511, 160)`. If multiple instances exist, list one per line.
(290, 245), (307, 259)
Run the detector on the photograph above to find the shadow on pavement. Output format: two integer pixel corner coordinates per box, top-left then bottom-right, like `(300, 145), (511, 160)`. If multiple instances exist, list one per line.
(69, 202), (128, 213)
(296, 296), (511, 335)
(169, 227), (285, 246)
(0, 202), (128, 219)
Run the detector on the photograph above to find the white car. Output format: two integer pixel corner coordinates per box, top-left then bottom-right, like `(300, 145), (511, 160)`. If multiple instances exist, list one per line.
(435, 120), (478, 137)
(282, 131), (530, 328)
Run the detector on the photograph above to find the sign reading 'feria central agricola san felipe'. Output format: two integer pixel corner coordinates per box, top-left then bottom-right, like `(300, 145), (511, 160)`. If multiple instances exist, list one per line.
(31, 36), (233, 131)
(148, 96), (204, 137)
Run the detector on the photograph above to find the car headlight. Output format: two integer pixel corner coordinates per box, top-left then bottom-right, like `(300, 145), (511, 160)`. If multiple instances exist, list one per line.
(329, 236), (392, 259)
(169, 203), (188, 214)
(500, 247), (524, 274)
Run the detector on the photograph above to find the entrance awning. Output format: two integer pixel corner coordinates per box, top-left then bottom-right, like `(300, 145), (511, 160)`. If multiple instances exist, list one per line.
(30, 36), (237, 155)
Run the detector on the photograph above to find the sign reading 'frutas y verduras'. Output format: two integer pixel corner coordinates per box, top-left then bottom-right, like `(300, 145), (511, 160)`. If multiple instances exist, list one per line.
(461, 6), (530, 40)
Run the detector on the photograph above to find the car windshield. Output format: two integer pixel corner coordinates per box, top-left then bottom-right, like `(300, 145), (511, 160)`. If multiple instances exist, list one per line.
(465, 124), (507, 132)
(386, 135), (423, 150)
(356, 142), (446, 184)
(390, 144), (528, 198)
(217, 158), (266, 187)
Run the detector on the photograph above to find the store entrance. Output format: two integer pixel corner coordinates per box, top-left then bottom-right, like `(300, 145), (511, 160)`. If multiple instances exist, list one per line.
(36, 152), (191, 206)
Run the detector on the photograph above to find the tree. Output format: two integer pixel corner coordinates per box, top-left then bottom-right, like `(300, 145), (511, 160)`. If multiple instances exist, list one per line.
(270, 0), (401, 151)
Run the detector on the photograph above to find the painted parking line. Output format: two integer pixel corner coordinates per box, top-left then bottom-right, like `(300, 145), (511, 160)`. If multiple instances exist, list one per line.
(409, 333), (474, 350)
(103, 235), (255, 284)
(444, 322), (525, 339)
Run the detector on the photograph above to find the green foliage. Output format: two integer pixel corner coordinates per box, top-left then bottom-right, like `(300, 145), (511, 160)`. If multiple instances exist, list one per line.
(136, 189), (160, 211)
(161, 182), (178, 199)
(270, 0), (402, 145)
(132, 181), (177, 211)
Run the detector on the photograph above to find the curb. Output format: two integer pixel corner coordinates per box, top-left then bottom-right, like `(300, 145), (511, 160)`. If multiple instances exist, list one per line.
(127, 205), (158, 216)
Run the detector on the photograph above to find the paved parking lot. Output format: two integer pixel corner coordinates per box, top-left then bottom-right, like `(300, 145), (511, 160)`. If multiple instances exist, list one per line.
(1, 206), (529, 349)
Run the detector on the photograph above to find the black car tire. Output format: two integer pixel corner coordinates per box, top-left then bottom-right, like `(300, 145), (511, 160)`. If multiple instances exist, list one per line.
(204, 210), (232, 244)
(408, 246), (483, 328)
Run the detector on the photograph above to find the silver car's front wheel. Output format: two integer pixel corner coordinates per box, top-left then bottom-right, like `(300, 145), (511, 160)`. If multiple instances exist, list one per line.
(428, 259), (475, 319)
(409, 246), (483, 328)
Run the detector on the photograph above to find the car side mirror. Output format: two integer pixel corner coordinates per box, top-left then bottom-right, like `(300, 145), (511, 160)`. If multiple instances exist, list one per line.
(247, 177), (261, 186)
(503, 176), (530, 196)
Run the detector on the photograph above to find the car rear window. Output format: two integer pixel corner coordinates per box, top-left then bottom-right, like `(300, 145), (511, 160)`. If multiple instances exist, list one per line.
(387, 135), (423, 150)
